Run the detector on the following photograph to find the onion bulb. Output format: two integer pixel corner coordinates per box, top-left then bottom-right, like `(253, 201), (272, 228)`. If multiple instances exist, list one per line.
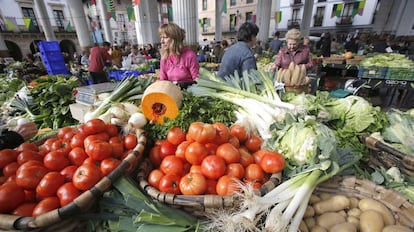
(128, 112), (147, 129)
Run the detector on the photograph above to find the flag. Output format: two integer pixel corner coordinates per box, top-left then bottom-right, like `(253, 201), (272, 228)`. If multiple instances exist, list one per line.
(105, 0), (116, 20)
(252, 15), (256, 23)
(231, 15), (236, 26)
(336, 3), (343, 17)
(66, 21), (73, 31)
(5, 17), (18, 31)
(358, 0), (365, 16)
(126, 6), (135, 21)
(352, 2), (359, 17)
(275, 11), (282, 24)
(23, 17), (34, 30)
(221, 0), (227, 14)
(133, 0), (140, 5)
(91, 0), (95, 5)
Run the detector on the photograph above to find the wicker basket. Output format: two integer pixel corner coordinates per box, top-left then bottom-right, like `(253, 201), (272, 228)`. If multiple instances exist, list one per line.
(136, 158), (282, 217)
(315, 175), (414, 229)
(0, 130), (147, 231)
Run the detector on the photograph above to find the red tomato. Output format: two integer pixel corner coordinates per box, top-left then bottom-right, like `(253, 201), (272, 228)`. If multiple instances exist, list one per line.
(160, 140), (177, 158)
(167, 126), (186, 145)
(17, 150), (43, 165)
(212, 122), (230, 145)
(15, 165), (48, 190)
(244, 163), (265, 182)
(230, 124), (249, 143)
(187, 122), (216, 144)
(189, 165), (202, 174)
(56, 182), (81, 207)
(41, 138), (59, 153)
(0, 149), (19, 168)
(83, 157), (101, 166)
(32, 197), (60, 217)
(147, 169), (164, 188)
(200, 155), (227, 180)
(100, 158), (121, 176)
(16, 143), (39, 153)
(174, 141), (189, 161)
(0, 182), (25, 213)
(216, 175), (240, 196)
(149, 145), (162, 167)
(36, 172), (65, 198)
(110, 141), (124, 159)
(43, 151), (70, 171)
(228, 135), (240, 148)
(244, 134), (263, 152)
(158, 174), (181, 194)
(179, 172), (207, 195)
(124, 134), (138, 150)
(11, 202), (37, 216)
(2, 162), (19, 177)
(216, 143), (241, 164)
(226, 163), (245, 180)
(252, 149), (269, 164)
(83, 118), (107, 135)
(239, 147), (254, 167)
(259, 152), (285, 174)
(84, 133), (110, 147)
(160, 155), (184, 176)
(68, 147), (88, 166)
(16, 160), (43, 172)
(70, 133), (86, 149)
(72, 163), (102, 191)
(57, 126), (75, 140)
(60, 165), (78, 182)
(85, 140), (112, 161)
(105, 123), (119, 137)
(24, 190), (36, 202)
(185, 142), (208, 165)
(205, 179), (218, 194)
(205, 143), (218, 156)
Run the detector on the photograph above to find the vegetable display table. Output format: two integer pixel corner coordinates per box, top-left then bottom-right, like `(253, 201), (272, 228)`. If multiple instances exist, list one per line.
(108, 69), (155, 81)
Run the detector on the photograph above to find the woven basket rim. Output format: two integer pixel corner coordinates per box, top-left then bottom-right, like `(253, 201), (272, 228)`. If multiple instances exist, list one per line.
(136, 158), (282, 214)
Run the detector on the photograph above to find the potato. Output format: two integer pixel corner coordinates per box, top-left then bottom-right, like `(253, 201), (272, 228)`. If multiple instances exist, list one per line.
(310, 194), (321, 204)
(358, 198), (395, 225)
(319, 193), (332, 200)
(347, 208), (361, 218)
(311, 225), (328, 232)
(349, 197), (359, 209)
(313, 195), (350, 214)
(304, 217), (316, 229)
(299, 220), (309, 232)
(360, 210), (384, 232)
(329, 222), (357, 232)
(338, 210), (347, 218)
(382, 225), (412, 232)
(304, 205), (315, 218)
(316, 212), (346, 229)
(346, 216), (360, 230)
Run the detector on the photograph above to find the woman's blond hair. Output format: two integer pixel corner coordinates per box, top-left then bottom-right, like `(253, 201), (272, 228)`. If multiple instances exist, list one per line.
(285, 28), (302, 42)
(159, 23), (186, 59)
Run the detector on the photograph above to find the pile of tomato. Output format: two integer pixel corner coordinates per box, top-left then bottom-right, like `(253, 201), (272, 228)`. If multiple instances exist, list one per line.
(147, 122), (285, 196)
(0, 118), (139, 217)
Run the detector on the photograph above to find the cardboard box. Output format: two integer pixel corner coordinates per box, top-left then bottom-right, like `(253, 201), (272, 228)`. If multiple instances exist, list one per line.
(69, 103), (94, 123)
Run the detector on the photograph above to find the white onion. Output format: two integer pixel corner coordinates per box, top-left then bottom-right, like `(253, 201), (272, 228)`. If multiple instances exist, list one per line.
(17, 117), (30, 126)
(128, 112), (147, 129)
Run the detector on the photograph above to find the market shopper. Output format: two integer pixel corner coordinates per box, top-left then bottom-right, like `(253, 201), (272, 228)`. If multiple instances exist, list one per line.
(217, 22), (259, 79)
(0, 122), (37, 149)
(88, 42), (112, 84)
(111, 45), (123, 68)
(127, 45), (146, 66)
(268, 31), (282, 54)
(273, 28), (314, 92)
(158, 23), (200, 90)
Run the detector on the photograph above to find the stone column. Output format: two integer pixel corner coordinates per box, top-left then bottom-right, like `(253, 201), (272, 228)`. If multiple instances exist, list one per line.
(34, 0), (57, 41)
(215, 0), (223, 41)
(134, 0), (160, 46)
(0, 33), (9, 57)
(67, 0), (94, 49)
(171, 0), (198, 46)
(97, 0), (113, 43)
(256, 0), (272, 46)
(300, 0), (314, 37)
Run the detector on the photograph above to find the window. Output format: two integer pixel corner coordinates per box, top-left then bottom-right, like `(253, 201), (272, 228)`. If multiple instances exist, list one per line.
(118, 14), (126, 30)
(292, 8), (300, 21)
(230, 0), (236, 6)
(121, 32), (128, 43)
(202, 0), (207, 11)
(342, 3), (353, 17)
(293, 0), (302, 4)
(246, 12), (253, 23)
(230, 14), (236, 31)
(314, 6), (324, 26)
(21, 7), (39, 32)
(53, 10), (65, 31)
(317, 0), (326, 2)
(246, 0), (253, 3)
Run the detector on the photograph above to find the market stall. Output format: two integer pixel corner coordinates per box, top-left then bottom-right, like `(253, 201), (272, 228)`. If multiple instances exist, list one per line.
(1, 61), (414, 232)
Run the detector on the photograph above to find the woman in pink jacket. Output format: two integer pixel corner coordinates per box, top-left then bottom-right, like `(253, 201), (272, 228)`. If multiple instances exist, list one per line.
(159, 23), (200, 90)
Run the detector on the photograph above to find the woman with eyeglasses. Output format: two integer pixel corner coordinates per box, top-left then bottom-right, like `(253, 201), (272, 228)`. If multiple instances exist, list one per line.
(158, 23), (200, 90)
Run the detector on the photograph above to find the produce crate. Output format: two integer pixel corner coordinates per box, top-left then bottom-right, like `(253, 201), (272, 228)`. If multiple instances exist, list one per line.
(75, 82), (117, 105)
(322, 56), (345, 65)
(385, 67), (414, 81)
(314, 176), (414, 229)
(358, 66), (388, 79)
(38, 41), (68, 76)
(137, 158), (282, 217)
(0, 129), (147, 231)
(108, 70), (155, 81)
(38, 41), (61, 52)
